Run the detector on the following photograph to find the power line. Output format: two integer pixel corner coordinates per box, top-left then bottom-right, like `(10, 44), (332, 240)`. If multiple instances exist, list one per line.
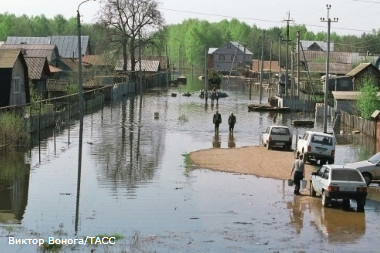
(160, 7), (374, 34)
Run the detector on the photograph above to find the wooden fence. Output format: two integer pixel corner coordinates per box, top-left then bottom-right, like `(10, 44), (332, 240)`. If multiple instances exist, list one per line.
(338, 110), (376, 137)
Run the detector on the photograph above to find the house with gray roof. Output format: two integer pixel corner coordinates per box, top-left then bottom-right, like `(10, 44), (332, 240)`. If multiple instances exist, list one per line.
(208, 41), (253, 73)
(299, 40), (334, 52)
(5, 36), (91, 59)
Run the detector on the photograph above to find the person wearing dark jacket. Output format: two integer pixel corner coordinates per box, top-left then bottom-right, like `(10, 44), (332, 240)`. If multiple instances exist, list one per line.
(228, 113), (236, 132)
(213, 110), (222, 132)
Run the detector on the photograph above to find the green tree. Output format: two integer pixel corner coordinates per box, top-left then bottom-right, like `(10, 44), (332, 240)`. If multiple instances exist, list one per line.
(356, 78), (380, 119)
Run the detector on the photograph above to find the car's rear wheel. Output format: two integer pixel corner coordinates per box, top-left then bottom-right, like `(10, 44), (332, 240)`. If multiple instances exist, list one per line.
(322, 191), (330, 207)
(328, 158), (334, 164)
(357, 198), (366, 212)
(310, 183), (316, 197)
(362, 172), (372, 186)
(267, 142), (271, 150)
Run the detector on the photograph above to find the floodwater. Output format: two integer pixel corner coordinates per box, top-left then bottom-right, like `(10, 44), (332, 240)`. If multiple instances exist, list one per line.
(0, 76), (379, 253)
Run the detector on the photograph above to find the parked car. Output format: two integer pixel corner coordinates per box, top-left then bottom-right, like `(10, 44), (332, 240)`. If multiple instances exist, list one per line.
(345, 152), (380, 186)
(309, 165), (367, 212)
(296, 131), (335, 164)
(262, 126), (292, 150)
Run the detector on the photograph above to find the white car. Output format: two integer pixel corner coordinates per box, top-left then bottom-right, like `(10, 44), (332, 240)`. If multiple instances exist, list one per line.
(296, 131), (335, 164)
(309, 165), (367, 212)
(262, 126), (292, 150)
(346, 152), (380, 186)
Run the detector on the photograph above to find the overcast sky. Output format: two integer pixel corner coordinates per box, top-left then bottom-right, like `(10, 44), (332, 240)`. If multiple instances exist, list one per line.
(2, 0), (379, 36)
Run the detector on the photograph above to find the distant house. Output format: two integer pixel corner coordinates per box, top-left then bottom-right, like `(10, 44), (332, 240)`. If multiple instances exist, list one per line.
(332, 91), (380, 114)
(346, 63), (380, 90)
(0, 50), (29, 107)
(300, 51), (379, 76)
(5, 36), (91, 59)
(209, 41), (253, 74)
(24, 57), (51, 98)
(114, 59), (161, 75)
(299, 40), (334, 52)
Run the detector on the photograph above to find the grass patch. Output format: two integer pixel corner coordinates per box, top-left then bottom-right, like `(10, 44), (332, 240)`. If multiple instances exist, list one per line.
(0, 112), (29, 147)
(182, 153), (194, 176)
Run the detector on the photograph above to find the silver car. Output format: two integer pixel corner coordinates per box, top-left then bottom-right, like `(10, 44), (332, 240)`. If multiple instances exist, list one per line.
(346, 152), (380, 186)
(309, 165), (367, 212)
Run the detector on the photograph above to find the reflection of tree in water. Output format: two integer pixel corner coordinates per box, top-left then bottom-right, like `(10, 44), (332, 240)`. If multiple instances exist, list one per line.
(0, 149), (30, 223)
(90, 95), (166, 195)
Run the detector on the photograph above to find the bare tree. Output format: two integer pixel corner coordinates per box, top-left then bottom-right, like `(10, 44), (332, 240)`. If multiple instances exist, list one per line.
(98, 0), (164, 81)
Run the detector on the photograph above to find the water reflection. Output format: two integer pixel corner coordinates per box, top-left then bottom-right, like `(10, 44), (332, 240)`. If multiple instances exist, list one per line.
(287, 196), (307, 234)
(310, 202), (366, 243)
(0, 149), (30, 224)
(212, 133), (221, 148)
(228, 132), (236, 148)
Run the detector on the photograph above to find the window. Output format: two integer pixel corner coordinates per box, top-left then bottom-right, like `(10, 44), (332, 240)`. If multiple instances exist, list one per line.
(219, 54), (225, 61)
(13, 77), (21, 93)
(331, 169), (363, 182)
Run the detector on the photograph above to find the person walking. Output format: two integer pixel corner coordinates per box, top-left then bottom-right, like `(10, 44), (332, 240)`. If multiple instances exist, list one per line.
(290, 154), (305, 195)
(228, 113), (236, 132)
(213, 110), (222, 132)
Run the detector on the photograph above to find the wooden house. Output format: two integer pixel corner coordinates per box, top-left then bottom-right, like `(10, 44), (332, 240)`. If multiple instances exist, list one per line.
(346, 63), (380, 90)
(0, 50), (29, 107)
(114, 59), (161, 75)
(24, 57), (51, 98)
(208, 41), (253, 74)
(332, 91), (380, 114)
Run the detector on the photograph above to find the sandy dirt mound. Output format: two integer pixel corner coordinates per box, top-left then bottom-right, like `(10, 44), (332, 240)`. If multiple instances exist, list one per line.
(189, 146), (314, 181)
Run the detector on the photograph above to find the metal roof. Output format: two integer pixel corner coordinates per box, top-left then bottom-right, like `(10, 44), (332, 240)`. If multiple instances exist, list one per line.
(6, 36), (50, 45)
(50, 35), (89, 59)
(5, 35), (90, 59)
(300, 40), (334, 52)
(115, 60), (160, 72)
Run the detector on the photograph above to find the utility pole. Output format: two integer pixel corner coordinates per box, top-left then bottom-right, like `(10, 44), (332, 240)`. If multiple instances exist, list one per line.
(259, 30), (265, 104)
(321, 4), (338, 133)
(278, 35), (282, 94)
(269, 40), (272, 85)
(297, 30), (300, 97)
(283, 12), (293, 97)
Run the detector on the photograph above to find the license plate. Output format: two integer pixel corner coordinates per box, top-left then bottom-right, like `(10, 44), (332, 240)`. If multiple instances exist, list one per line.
(341, 187), (354, 191)
(316, 147), (327, 152)
(276, 142), (285, 145)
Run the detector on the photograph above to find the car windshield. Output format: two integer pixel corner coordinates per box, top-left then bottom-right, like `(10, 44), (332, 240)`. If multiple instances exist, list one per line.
(311, 135), (333, 145)
(271, 127), (289, 135)
(368, 152), (380, 164)
(331, 169), (364, 182)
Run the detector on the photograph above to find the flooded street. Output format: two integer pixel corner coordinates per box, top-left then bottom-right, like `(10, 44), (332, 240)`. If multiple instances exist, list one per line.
(0, 76), (379, 253)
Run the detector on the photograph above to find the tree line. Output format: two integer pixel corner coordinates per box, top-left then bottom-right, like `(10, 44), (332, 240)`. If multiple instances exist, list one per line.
(1, 11), (380, 70)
